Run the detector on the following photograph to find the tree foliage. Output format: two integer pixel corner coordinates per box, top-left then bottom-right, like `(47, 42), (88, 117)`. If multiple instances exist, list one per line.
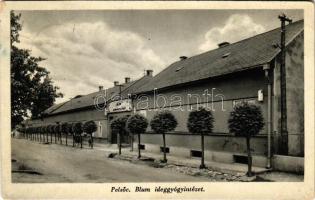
(83, 121), (97, 135)
(72, 122), (83, 135)
(126, 114), (148, 135)
(110, 116), (128, 135)
(54, 124), (61, 134)
(228, 102), (264, 176)
(67, 123), (74, 135)
(10, 12), (63, 128)
(187, 107), (214, 135)
(47, 125), (54, 133)
(228, 103), (264, 137)
(150, 111), (177, 134)
(61, 122), (68, 133)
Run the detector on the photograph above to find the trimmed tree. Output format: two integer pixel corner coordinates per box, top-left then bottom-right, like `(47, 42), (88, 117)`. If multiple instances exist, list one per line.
(36, 127), (40, 141)
(27, 127), (32, 140)
(228, 102), (264, 177)
(126, 114), (148, 159)
(44, 125), (49, 142)
(30, 127), (34, 140)
(55, 124), (62, 144)
(61, 122), (69, 146)
(39, 126), (43, 142)
(67, 123), (75, 147)
(187, 107), (214, 169)
(72, 122), (83, 148)
(52, 125), (58, 143)
(48, 125), (54, 143)
(83, 120), (97, 149)
(150, 111), (177, 163)
(110, 116), (128, 155)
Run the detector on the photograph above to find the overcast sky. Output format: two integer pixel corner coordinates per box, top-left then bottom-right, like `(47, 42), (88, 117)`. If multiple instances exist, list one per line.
(17, 10), (303, 103)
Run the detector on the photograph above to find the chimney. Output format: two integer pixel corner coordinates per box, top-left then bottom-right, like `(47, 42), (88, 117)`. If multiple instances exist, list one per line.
(125, 77), (131, 83)
(99, 86), (103, 91)
(114, 81), (119, 86)
(218, 42), (230, 48)
(146, 70), (153, 77)
(179, 56), (187, 60)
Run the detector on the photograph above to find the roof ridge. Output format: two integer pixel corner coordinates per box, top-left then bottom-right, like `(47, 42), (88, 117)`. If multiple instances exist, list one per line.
(120, 75), (147, 93)
(152, 19), (304, 81)
(187, 19), (304, 61)
(49, 101), (68, 113)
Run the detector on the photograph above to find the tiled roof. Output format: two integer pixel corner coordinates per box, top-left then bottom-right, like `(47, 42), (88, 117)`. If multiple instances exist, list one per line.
(42, 102), (68, 114)
(45, 75), (152, 115)
(135, 20), (304, 93)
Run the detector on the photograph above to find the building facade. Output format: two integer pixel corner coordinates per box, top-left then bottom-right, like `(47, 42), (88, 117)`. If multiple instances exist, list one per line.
(26, 20), (304, 172)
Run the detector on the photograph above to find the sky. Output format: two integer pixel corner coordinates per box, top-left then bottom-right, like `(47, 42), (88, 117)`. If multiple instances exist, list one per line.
(17, 9), (303, 103)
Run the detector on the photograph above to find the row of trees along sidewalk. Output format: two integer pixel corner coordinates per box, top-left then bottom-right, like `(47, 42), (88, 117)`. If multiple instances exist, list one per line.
(112, 102), (264, 177)
(19, 120), (97, 149)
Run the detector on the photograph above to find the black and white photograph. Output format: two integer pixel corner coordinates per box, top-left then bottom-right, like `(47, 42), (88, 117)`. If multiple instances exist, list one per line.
(1, 1), (314, 199)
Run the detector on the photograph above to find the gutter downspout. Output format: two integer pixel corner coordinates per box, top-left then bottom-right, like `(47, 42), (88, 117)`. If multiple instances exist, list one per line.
(263, 64), (272, 169)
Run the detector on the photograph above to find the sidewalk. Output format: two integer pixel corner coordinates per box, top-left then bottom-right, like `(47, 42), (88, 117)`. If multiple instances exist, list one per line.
(91, 142), (266, 174)
(18, 136), (303, 182)
(92, 143), (303, 182)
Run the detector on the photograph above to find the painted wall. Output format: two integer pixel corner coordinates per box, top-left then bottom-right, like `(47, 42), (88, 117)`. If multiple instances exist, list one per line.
(29, 108), (109, 139)
(134, 68), (268, 134)
(138, 133), (267, 155)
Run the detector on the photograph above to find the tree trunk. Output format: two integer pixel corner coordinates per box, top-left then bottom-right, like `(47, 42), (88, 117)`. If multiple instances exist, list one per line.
(40, 132), (42, 142)
(130, 134), (134, 152)
(50, 133), (52, 143)
(80, 134), (83, 148)
(72, 135), (74, 147)
(162, 133), (167, 163)
(54, 133), (57, 143)
(200, 133), (206, 169)
(118, 132), (121, 155)
(66, 133), (68, 146)
(246, 136), (253, 177)
(60, 133), (62, 144)
(138, 133), (141, 159)
(91, 134), (93, 149)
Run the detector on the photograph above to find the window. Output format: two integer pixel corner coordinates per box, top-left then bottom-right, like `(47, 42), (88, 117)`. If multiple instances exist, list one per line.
(233, 155), (248, 164)
(190, 150), (202, 158)
(175, 66), (184, 72)
(233, 99), (257, 107)
(99, 122), (102, 137)
(222, 52), (231, 58)
(160, 147), (170, 153)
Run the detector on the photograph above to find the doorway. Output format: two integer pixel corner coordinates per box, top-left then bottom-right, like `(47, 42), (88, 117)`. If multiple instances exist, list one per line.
(108, 114), (131, 144)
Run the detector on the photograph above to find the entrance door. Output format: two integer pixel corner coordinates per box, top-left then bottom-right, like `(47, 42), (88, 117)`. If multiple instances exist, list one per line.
(108, 114), (131, 144)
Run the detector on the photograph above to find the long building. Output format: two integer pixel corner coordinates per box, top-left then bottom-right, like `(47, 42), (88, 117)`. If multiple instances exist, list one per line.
(27, 20), (304, 172)
(29, 70), (154, 143)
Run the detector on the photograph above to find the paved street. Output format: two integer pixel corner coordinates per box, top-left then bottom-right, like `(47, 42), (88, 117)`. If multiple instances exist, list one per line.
(11, 138), (208, 183)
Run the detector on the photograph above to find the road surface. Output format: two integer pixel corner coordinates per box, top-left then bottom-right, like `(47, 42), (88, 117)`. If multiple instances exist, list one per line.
(11, 138), (208, 183)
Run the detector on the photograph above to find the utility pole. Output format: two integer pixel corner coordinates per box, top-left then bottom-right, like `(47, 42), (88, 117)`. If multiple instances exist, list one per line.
(278, 13), (292, 155)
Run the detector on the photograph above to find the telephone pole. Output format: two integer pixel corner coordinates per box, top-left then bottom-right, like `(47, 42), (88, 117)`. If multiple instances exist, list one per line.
(278, 13), (292, 155)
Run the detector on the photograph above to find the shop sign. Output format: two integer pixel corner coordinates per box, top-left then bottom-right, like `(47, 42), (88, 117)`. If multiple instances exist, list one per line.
(108, 99), (132, 113)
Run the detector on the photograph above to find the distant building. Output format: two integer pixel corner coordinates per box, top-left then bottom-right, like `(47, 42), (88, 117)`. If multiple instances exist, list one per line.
(29, 71), (153, 143)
